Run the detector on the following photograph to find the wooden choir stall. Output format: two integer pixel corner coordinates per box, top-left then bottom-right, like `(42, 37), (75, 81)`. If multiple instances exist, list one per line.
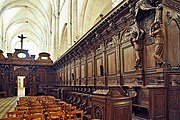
(51, 0), (180, 120)
(0, 0), (180, 120)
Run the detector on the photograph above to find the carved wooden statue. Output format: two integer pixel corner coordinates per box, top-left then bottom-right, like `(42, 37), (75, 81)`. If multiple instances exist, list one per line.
(134, 0), (156, 39)
(150, 21), (165, 67)
(130, 31), (142, 69)
(150, 4), (165, 67)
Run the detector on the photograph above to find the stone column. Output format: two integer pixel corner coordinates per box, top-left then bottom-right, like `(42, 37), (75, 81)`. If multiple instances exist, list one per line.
(72, 0), (78, 43)
(68, 0), (73, 48)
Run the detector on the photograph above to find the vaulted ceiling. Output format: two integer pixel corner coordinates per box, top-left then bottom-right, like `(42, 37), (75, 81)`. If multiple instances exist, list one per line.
(0, 0), (53, 57)
(0, 0), (122, 61)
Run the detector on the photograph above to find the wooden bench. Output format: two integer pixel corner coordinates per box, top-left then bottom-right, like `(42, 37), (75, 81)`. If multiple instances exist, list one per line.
(0, 91), (7, 97)
(132, 103), (149, 109)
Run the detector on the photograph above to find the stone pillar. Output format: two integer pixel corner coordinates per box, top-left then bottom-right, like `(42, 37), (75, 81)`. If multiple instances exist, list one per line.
(72, 0), (78, 43)
(68, 0), (73, 48)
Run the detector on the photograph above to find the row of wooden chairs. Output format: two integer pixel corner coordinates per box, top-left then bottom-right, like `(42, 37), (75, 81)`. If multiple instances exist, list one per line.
(0, 96), (84, 120)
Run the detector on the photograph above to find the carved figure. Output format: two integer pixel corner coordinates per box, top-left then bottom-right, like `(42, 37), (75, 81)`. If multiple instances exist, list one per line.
(130, 31), (142, 69)
(150, 21), (165, 67)
(134, 0), (156, 39)
(150, 4), (165, 67)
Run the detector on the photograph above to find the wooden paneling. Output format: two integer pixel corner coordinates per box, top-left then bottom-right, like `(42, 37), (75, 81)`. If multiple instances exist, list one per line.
(75, 66), (79, 79)
(92, 87), (132, 120)
(149, 88), (167, 120)
(68, 69), (70, 85)
(146, 44), (155, 68)
(107, 52), (116, 75)
(168, 87), (180, 120)
(96, 57), (103, 76)
(114, 104), (131, 120)
(81, 64), (85, 78)
(71, 68), (74, 85)
(122, 46), (135, 72)
(168, 20), (180, 66)
(87, 61), (93, 77)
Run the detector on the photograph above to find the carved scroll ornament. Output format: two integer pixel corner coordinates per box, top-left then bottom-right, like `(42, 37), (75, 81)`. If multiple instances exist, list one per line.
(170, 75), (180, 86)
(94, 105), (103, 119)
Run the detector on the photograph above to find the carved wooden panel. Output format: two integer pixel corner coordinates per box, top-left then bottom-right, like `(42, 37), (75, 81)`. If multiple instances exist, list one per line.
(59, 71), (62, 84)
(87, 78), (94, 86)
(108, 77), (118, 86)
(168, 87), (180, 120)
(145, 44), (155, 68)
(123, 77), (143, 86)
(107, 52), (116, 75)
(149, 89), (167, 120)
(68, 69), (70, 85)
(167, 19), (180, 66)
(75, 66), (79, 85)
(62, 70), (64, 83)
(71, 68), (74, 85)
(114, 103), (132, 120)
(87, 61), (93, 77)
(14, 67), (29, 76)
(81, 64), (85, 78)
(169, 75), (180, 86)
(75, 66), (79, 79)
(39, 72), (45, 84)
(96, 57), (103, 76)
(122, 46), (135, 72)
(139, 89), (149, 106)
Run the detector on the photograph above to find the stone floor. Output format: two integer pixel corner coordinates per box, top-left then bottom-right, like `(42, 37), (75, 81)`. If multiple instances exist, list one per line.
(0, 97), (18, 118)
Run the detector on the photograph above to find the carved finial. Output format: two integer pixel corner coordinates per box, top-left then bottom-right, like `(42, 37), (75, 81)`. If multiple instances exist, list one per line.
(108, 20), (116, 29)
(95, 32), (101, 39)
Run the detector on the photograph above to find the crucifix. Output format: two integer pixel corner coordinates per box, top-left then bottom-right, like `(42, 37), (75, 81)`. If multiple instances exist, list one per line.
(18, 34), (27, 49)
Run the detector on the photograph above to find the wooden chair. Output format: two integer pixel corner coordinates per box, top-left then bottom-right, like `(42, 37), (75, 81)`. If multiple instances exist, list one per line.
(26, 114), (44, 120)
(7, 111), (24, 120)
(74, 110), (84, 120)
(62, 103), (71, 112)
(30, 102), (42, 107)
(68, 110), (84, 120)
(19, 97), (27, 101)
(0, 116), (22, 120)
(28, 96), (37, 102)
(27, 109), (43, 115)
(47, 107), (61, 113)
(30, 105), (44, 110)
(47, 107), (62, 119)
(17, 101), (29, 107)
(46, 96), (55, 100)
(65, 106), (76, 113)
(57, 101), (66, 108)
(48, 111), (65, 120)
(15, 106), (28, 115)
(37, 96), (46, 102)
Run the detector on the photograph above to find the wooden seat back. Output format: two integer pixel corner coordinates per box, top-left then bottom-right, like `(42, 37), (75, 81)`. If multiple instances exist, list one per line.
(26, 114), (44, 120)
(7, 111), (24, 119)
(47, 107), (61, 113)
(27, 109), (43, 115)
(48, 111), (65, 120)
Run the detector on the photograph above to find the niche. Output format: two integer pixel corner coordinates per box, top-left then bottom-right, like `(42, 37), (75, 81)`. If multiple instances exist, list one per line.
(72, 73), (75, 80)
(100, 65), (103, 76)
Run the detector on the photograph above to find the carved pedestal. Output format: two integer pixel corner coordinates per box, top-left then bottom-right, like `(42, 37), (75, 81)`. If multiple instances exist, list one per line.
(91, 87), (132, 120)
